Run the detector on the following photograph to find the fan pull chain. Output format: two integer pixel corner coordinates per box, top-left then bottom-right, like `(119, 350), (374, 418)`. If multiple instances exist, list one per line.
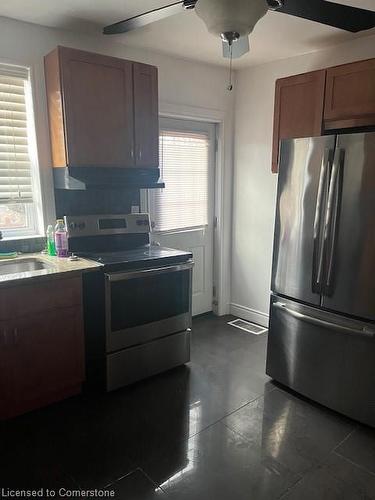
(227, 43), (233, 91)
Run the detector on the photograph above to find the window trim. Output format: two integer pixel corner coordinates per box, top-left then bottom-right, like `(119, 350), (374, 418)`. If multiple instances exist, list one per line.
(0, 203), (39, 239)
(151, 224), (209, 236)
(146, 117), (216, 235)
(0, 62), (44, 239)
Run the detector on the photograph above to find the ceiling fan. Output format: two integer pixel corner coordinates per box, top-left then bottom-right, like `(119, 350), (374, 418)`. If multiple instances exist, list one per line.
(103, 0), (375, 89)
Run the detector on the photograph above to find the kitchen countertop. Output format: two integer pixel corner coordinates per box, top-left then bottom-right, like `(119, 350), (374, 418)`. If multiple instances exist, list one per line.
(0, 252), (102, 287)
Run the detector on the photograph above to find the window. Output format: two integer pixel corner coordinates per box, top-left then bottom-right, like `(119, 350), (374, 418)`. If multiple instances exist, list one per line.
(149, 118), (214, 232)
(0, 62), (42, 238)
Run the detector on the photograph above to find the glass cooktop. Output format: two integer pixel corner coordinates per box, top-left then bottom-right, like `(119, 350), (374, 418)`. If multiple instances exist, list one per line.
(77, 245), (192, 269)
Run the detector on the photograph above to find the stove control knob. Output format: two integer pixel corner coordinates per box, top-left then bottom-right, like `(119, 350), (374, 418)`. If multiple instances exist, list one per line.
(69, 222), (77, 230)
(78, 222), (86, 230)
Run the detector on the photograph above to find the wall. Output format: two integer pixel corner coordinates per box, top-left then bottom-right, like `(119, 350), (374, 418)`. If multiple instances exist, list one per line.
(0, 15), (234, 313)
(231, 34), (375, 327)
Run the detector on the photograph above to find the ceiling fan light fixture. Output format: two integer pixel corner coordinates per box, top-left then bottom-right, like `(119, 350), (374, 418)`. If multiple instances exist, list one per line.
(195, 0), (268, 37)
(183, 0), (197, 10)
(267, 0), (284, 10)
(220, 31), (240, 45)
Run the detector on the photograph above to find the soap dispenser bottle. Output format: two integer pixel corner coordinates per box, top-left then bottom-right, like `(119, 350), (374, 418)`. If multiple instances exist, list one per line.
(54, 219), (68, 257)
(46, 225), (56, 256)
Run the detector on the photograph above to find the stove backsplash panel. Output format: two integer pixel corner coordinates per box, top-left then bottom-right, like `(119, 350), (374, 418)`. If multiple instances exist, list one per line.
(55, 188), (141, 217)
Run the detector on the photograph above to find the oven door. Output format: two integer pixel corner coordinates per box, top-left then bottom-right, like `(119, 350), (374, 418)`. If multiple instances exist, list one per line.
(105, 261), (193, 352)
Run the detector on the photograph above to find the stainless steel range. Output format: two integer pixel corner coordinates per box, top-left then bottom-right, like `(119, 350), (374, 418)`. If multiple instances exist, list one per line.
(65, 213), (193, 391)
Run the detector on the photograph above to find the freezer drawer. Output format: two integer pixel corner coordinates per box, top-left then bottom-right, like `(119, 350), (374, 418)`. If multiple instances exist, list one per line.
(266, 295), (375, 427)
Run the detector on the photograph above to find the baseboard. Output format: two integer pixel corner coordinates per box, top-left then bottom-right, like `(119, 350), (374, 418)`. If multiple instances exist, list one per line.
(230, 303), (269, 328)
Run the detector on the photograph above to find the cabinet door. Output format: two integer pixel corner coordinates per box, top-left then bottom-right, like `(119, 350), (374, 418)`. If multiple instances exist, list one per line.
(60, 47), (135, 167)
(0, 323), (15, 416)
(272, 70), (326, 173)
(8, 307), (84, 407)
(324, 59), (375, 129)
(133, 63), (159, 168)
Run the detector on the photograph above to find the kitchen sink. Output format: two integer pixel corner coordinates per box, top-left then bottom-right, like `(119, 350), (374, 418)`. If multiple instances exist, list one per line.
(0, 258), (54, 276)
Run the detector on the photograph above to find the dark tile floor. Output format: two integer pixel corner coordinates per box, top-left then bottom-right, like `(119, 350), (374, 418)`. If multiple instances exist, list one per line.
(1, 314), (375, 499)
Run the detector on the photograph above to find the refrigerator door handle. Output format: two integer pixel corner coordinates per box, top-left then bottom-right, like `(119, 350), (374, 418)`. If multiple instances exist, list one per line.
(312, 148), (332, 293)
(274, 302), (375, 337)
(325, 148), (345, 295)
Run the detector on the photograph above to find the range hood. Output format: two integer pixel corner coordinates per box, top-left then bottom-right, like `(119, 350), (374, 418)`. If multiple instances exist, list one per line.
(53, 167), (165, 190)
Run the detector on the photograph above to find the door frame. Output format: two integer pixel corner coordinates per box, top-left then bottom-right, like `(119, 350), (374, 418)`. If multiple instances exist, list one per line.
(148, 116), (216, 316)
(141, 101), (233, 316)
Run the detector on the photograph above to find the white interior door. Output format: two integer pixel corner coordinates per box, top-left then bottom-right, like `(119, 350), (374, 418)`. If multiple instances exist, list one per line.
(148, 117), (216, 316)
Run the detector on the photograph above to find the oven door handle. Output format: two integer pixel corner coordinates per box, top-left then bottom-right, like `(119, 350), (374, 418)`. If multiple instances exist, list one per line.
(105, 260), (194, 282)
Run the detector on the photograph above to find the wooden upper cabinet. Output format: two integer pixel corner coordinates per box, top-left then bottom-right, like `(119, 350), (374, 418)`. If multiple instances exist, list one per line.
(60, 48), (134, 167)
(44, 46), (159, 169)
(134, 63), (159, 168)
(324, 59), (375, 129)
(272, 70), (326, 173)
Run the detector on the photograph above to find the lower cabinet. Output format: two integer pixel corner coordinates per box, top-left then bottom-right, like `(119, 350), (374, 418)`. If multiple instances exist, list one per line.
(0, 277), (85, 419)
(0, 321), (14, 413)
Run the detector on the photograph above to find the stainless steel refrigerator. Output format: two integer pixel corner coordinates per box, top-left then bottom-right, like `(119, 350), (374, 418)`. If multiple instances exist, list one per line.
(266, 132), (375, 427)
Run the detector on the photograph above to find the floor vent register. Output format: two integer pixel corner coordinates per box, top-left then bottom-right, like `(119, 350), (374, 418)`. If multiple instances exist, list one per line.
(228, 318), (267, 335)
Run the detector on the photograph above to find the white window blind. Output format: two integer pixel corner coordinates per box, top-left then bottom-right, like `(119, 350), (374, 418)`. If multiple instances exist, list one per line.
(0, 63), (33, 203)
(150, 126), (211, 232)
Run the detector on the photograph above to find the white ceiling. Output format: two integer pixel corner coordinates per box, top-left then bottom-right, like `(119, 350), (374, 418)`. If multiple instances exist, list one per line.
(0, 0), (374, 67)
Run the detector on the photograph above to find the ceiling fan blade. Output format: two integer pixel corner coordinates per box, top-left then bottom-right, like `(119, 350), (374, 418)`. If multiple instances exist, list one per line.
(222, 37), (250, 59)
(103, 1), (193, 35)
(273, 0), (375, 33)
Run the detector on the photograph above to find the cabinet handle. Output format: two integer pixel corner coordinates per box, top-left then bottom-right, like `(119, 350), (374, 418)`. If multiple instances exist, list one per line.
(130, 148), (134, 160)
(14, 328), (18, 344)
